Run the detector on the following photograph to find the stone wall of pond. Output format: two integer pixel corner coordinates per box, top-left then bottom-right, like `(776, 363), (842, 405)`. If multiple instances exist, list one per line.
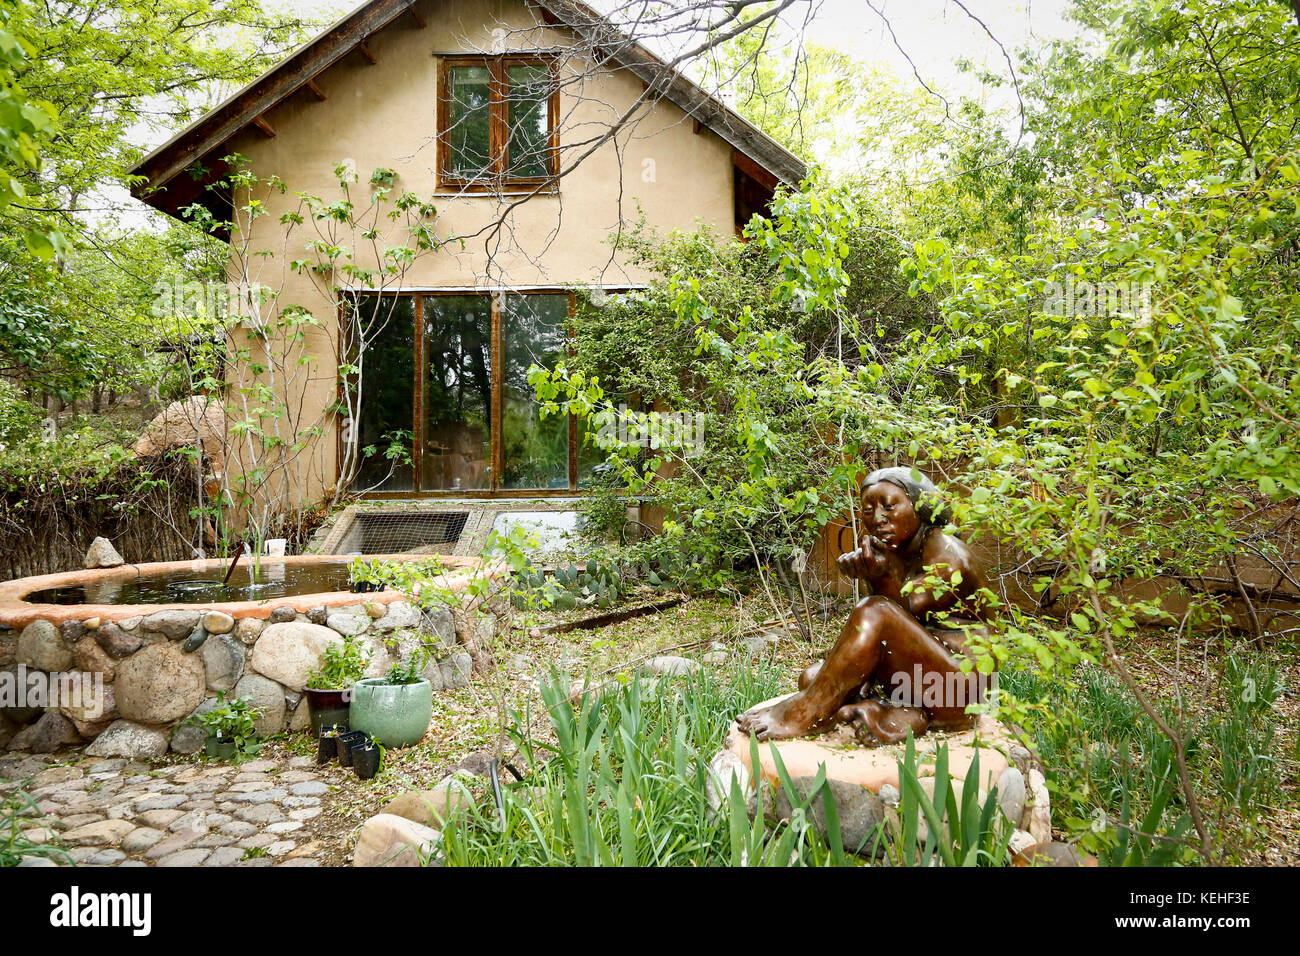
(0, 601), (472, 756)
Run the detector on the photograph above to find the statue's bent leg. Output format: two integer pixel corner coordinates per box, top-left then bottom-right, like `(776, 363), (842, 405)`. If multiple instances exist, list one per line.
(874, 617), (985, 730)
(737, 596), (896, 740)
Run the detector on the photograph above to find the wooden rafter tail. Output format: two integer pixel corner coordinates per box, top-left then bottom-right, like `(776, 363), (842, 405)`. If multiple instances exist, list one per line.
(130, 0), (421, 196)
(732, 150), (778, 193)
(306, 79), (327, 100)
(408, 3), (426, 28)
(358, 40), (377, 64)
(252, 115), (276, 138)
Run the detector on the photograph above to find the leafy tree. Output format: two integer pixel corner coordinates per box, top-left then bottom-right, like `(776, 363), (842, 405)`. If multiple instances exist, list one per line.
(703, 31), (856, 165)
(0, 2), (61, 257)
(0, 0), (317, 419)
(536, 0), (1300, 863)
(5, 0), (311, 223)
(0, 286), (103, 399)
(870, 0), (1300, 860)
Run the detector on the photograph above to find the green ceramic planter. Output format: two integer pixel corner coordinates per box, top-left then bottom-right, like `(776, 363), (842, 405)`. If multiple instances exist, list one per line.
(204, 736), (237, 760)
(348, 678), (433, 748)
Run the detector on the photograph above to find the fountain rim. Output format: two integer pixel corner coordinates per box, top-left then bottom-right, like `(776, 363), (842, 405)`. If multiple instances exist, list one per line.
(0, 553), (483, 629)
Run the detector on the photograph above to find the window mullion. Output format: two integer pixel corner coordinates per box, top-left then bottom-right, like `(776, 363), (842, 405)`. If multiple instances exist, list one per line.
(491, 58), (506, 179)
(413, 293), (424, 493)
(490, 292), (503, 492)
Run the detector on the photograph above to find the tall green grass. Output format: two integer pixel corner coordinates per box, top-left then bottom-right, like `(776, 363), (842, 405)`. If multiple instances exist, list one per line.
(439, 658), (802, 866)
(886, 736), (1015, 867)
(439, 656), (1012, 867)
(998, 651), (1284, 864)
(1213, 655), (1282, 814)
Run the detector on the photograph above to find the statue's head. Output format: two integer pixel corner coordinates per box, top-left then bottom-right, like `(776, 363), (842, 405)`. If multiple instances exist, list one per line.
(861, 467), (952, 549)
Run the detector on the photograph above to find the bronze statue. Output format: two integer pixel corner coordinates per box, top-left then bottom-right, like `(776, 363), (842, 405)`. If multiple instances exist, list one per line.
(737, 467), (995, 745)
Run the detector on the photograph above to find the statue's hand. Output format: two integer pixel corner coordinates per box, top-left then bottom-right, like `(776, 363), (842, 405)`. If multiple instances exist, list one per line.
(837, 542), (887, 580)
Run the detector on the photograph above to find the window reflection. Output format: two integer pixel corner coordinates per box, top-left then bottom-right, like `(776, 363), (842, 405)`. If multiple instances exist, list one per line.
(423, 295), (493, 491)
(503, 294), (570, 489)
(506, 63), (551, 178)
(448, 65), (492, 178)
(352, 296), (416, 491)
(576, 413), (607, 488)
(349, 292), (600, 493)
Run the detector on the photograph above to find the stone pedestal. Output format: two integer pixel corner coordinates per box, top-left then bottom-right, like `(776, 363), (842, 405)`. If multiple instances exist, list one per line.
(718, 693), (1055, 857)
(726, 694), (1021, 795)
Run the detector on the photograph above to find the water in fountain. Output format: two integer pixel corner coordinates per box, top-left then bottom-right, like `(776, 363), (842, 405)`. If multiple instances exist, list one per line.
(24, 562), (357, 605)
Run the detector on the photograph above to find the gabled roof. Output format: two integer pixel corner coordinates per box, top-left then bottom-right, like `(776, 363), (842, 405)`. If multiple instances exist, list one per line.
(130, 0), (806, 220)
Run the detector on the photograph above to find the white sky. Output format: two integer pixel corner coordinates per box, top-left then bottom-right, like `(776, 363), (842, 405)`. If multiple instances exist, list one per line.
(809, 0), (1077, 96)
(807, 0), (1077, 66)
(254, 0), (1083, 126)
(113, 0), (1086, 226)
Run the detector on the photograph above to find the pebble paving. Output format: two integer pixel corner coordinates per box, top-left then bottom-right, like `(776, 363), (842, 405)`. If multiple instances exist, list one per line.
(0, 751), (352, 867)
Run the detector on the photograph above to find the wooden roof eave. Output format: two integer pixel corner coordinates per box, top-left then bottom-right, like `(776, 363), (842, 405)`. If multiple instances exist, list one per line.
(130, 0), (807, 222)
(131, 0), (420, 204)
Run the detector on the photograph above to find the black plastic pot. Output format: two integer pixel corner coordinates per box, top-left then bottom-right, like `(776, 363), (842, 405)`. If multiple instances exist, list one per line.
(336, 730), (369, 766)
(303, 688), (351, 738)
(352, 743), (381, 780)
(349, 581), (386, 594)
(317, 725), (345, 765)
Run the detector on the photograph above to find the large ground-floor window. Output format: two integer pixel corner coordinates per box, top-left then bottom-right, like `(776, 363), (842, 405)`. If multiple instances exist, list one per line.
(346, 290), (603, 495)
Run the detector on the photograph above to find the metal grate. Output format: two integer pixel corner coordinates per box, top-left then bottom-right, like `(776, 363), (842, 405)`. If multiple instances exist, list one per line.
(334, 511), (470, 555)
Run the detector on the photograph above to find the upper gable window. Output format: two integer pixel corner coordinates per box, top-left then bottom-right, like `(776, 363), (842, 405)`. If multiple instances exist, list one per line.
(438, 56), (558, 189)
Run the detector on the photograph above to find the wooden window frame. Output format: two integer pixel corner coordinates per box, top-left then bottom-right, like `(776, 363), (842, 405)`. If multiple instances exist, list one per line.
(436, 55), (560, 193)
(338, 289), (615, 499)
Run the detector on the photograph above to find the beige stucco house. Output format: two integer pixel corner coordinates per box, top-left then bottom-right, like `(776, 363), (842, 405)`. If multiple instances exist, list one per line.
(131, 0), (804, 506)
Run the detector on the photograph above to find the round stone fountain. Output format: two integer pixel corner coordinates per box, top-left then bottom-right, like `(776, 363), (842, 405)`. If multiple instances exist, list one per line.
(0, 555), (481, 757)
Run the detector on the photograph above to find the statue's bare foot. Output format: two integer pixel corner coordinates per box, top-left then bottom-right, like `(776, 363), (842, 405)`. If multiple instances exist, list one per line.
(736, 695), (821, 740)
(836, 700), (929, 745)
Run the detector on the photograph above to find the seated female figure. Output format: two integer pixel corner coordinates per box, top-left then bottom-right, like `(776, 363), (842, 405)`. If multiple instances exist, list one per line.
(736, 467), (996, 745)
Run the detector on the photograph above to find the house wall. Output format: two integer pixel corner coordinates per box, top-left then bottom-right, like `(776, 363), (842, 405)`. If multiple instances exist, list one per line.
(221, 0), (738, 504)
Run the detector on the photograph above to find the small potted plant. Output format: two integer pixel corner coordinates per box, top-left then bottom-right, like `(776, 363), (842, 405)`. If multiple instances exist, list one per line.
(303, 634), (372, 736)
(348, 651), (434, 748)
(352, 736), (384, 780)
(317, 724), (345, 764)
(348, 557), (388, 594)
(336, 729), (370, 767)
(190, 693), (262, 761)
